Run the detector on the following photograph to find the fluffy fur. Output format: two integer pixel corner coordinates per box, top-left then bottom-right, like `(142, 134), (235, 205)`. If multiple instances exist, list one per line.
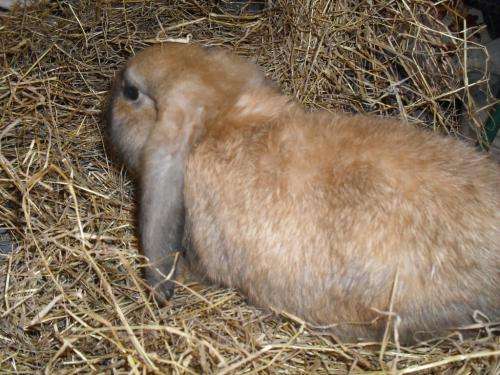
(106, 42), (500, 343)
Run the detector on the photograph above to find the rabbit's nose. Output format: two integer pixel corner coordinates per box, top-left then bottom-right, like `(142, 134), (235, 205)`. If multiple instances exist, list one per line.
(162, 285), (175, 300)
(157, 280), (176, 302)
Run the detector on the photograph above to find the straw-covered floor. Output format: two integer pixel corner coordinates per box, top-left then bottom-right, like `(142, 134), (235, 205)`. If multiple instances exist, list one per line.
(1, 1), (498, 373)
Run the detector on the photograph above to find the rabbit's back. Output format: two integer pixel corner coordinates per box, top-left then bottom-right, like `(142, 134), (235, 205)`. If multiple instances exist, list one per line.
(184, 108), (499, 341)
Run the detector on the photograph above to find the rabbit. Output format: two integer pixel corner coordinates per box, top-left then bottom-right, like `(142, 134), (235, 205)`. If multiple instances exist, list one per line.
(105, 42), (500, 343)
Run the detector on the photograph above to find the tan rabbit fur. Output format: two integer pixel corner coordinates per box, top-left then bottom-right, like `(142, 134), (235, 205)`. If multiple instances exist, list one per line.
(106, 42), (500, 343)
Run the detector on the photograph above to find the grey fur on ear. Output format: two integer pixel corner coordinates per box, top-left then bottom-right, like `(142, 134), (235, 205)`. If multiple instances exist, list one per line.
(138, 94), (204, 302)
(139, 147), (186, 301)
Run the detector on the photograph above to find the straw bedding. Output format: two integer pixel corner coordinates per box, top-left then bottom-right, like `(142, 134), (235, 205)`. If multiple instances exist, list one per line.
(0, 0), (498, 373)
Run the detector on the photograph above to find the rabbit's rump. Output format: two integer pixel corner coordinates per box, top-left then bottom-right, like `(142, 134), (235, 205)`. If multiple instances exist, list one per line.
(184, 107), (500, 342)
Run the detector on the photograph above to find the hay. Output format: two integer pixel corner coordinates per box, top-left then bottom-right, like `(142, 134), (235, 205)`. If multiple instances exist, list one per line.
(0, 0), (498, 373)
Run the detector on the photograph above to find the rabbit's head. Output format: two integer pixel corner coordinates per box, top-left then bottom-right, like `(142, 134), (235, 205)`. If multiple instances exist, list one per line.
(105, 42), (268, 173)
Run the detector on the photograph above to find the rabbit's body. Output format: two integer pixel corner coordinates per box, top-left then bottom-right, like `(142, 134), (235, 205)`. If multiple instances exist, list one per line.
(106, 43), (500, 343)
(185, 98), (499, 341)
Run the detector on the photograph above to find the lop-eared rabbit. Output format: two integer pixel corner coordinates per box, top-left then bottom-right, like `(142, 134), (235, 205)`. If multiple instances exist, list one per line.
(106, 42), (499, 343)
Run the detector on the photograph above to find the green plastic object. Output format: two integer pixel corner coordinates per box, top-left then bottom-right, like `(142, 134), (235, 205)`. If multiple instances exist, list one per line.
(478, 103), (500, 151)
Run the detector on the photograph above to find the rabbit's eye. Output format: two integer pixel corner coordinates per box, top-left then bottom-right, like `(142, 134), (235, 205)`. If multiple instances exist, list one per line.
(123, 84), (139, 101)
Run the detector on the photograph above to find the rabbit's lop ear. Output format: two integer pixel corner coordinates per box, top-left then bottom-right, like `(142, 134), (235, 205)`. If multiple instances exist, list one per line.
(139, 87), (205, 302)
